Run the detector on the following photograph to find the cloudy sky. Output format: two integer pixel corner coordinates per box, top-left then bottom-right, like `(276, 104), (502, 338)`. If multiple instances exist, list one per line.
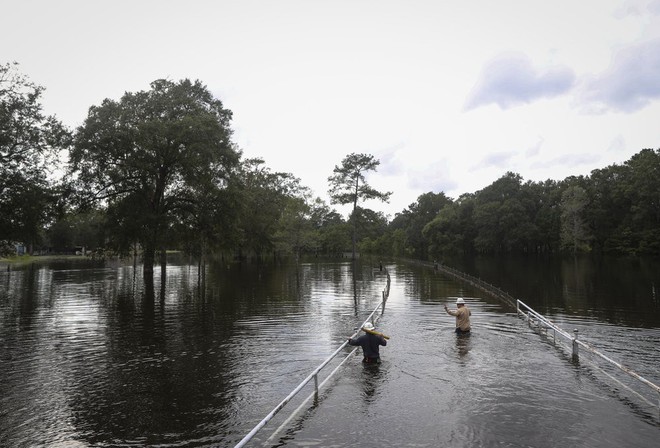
(3, 0), (659, 218)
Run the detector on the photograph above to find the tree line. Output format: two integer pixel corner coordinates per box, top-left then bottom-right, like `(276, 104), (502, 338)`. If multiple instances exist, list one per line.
(383, 154), (659, 261)
(2, 62), (658, 281)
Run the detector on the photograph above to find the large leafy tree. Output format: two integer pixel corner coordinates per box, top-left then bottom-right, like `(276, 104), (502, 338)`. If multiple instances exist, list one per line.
(328, 153), (391, 259)
(274, 187), (320, 260)
(392, 192), (452, 259)
(560, 185), (592, 254)
(234, 158), (302, 259)
(423, 197), (473, 258)
(471, 172), (540, 253)
(70, 78), (239, 280)
(622, 148), (660, 253)
(0, 62), (70, 252)
(527, 179), (562, 253)
(308, 198), (349, 256)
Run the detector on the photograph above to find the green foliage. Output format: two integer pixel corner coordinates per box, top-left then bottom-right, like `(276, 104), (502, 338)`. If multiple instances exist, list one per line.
(70, 78), (239, 275)
(274, 189), (319, 258)
(390, 228), (407, 257)
(622, 149), (660, 252)
(318, 221), (351, 255)
(309, 199), (350, 255)
(234, 158), (304, 258)
(397, 151), (660, 257)
(328, 153), (392, 207)
(560, 185), (592, 254)
(394, 192), (453, 260)
(46, 209), (105, 253)
(0, 62), (70, 251)
(423, 202), (466, 257)
(328, 153), (391, 259)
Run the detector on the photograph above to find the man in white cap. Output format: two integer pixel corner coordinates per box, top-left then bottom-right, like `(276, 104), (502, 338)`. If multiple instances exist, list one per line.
(347, 322), (388, 363)
(444, 298), (471, 334)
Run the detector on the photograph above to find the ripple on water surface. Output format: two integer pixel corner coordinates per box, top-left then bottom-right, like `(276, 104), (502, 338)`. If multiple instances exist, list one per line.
(1, 259), (659, 447)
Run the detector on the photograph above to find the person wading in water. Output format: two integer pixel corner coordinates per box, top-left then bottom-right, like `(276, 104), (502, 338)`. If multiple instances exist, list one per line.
(348, 322), (388, 364)
(444, 298), (471, 334)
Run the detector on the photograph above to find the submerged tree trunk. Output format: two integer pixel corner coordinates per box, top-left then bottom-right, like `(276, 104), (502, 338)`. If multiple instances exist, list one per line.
(143, 243), (155, 283)
(159, 247), (167, 300)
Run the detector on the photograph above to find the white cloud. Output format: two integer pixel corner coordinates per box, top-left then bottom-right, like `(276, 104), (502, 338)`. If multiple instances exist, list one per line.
(578, 38), (660, 112)
(525, 138), (544, 157)
(650, 0), (660, 14)
(464, 53), (576, 110)
(471, 151), (517, 170)
(407, 160), (457, 194)
(608, 135), (627, 152)
(530, 153), (602, 170)
(615, 0), (660, 16)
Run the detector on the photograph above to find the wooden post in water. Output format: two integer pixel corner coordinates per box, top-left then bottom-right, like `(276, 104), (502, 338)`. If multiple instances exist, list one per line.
(572, 329), (579, 359)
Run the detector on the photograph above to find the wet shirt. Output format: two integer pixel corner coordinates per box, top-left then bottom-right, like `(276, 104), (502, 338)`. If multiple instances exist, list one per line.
(447, 306), (471, 331)
(348, 333), (387, 360)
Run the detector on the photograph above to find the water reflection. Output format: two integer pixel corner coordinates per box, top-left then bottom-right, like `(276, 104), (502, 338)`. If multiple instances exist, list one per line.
(1, 256), (659, 447)
(449, 254), (660, 328)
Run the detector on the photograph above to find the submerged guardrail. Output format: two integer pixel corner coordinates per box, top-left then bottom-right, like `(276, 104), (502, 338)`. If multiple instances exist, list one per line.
(405, 258), (518, 309)
(517, 299), (660, 412)
(234, 270), (391, 448)
(417, 258), (659, 414)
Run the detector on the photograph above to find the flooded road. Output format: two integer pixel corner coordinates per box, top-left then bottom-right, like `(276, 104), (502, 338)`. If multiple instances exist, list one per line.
(0, 256), (658, 447)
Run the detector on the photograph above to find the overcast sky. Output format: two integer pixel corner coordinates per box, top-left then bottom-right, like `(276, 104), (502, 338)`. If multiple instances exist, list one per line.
(3, 0), (659, 218)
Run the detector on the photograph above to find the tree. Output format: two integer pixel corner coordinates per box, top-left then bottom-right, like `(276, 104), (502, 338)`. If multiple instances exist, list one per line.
(327, 153), (391, 259)
(423, 202), (464, 257)
(46, 208), (105, 253)
(274, 188), (319, 260)
(393, 192), (452, 259)
(583, 166), (628, 253)
(308, 199), (349, 256)
(622, 148), (660, 254)
(70, 78), (239, 281)
(234, 158), (302, 259)
(528, 179), (562, 253)
(560, 185), (592, 254)
(0, 62), (70, 251)
(470, 172), (542, 253)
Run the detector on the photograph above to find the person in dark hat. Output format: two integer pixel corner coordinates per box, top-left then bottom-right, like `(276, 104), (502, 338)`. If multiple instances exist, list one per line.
(444, 297), (471, 334)
(348, 322), (388, 363)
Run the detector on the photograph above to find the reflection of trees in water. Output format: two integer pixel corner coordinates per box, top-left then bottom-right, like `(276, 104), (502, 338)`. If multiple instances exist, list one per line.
(446, 254), (660, 328)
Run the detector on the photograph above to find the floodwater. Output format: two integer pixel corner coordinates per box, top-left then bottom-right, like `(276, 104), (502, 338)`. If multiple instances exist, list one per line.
(0, 255), (658, 447)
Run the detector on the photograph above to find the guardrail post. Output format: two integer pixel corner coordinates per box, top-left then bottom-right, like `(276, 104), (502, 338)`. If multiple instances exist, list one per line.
(572, 329), (579, 359)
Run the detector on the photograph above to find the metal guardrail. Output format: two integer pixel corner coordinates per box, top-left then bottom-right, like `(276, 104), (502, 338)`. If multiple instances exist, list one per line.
(405, 258), (518, 309)
(416, 258), (659, 413)
(234, 270), (391, 448)
(516, 299), (660, 411)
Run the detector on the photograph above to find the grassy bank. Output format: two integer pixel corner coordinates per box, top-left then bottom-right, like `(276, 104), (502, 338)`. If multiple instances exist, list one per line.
(0, 254), (88, 264)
